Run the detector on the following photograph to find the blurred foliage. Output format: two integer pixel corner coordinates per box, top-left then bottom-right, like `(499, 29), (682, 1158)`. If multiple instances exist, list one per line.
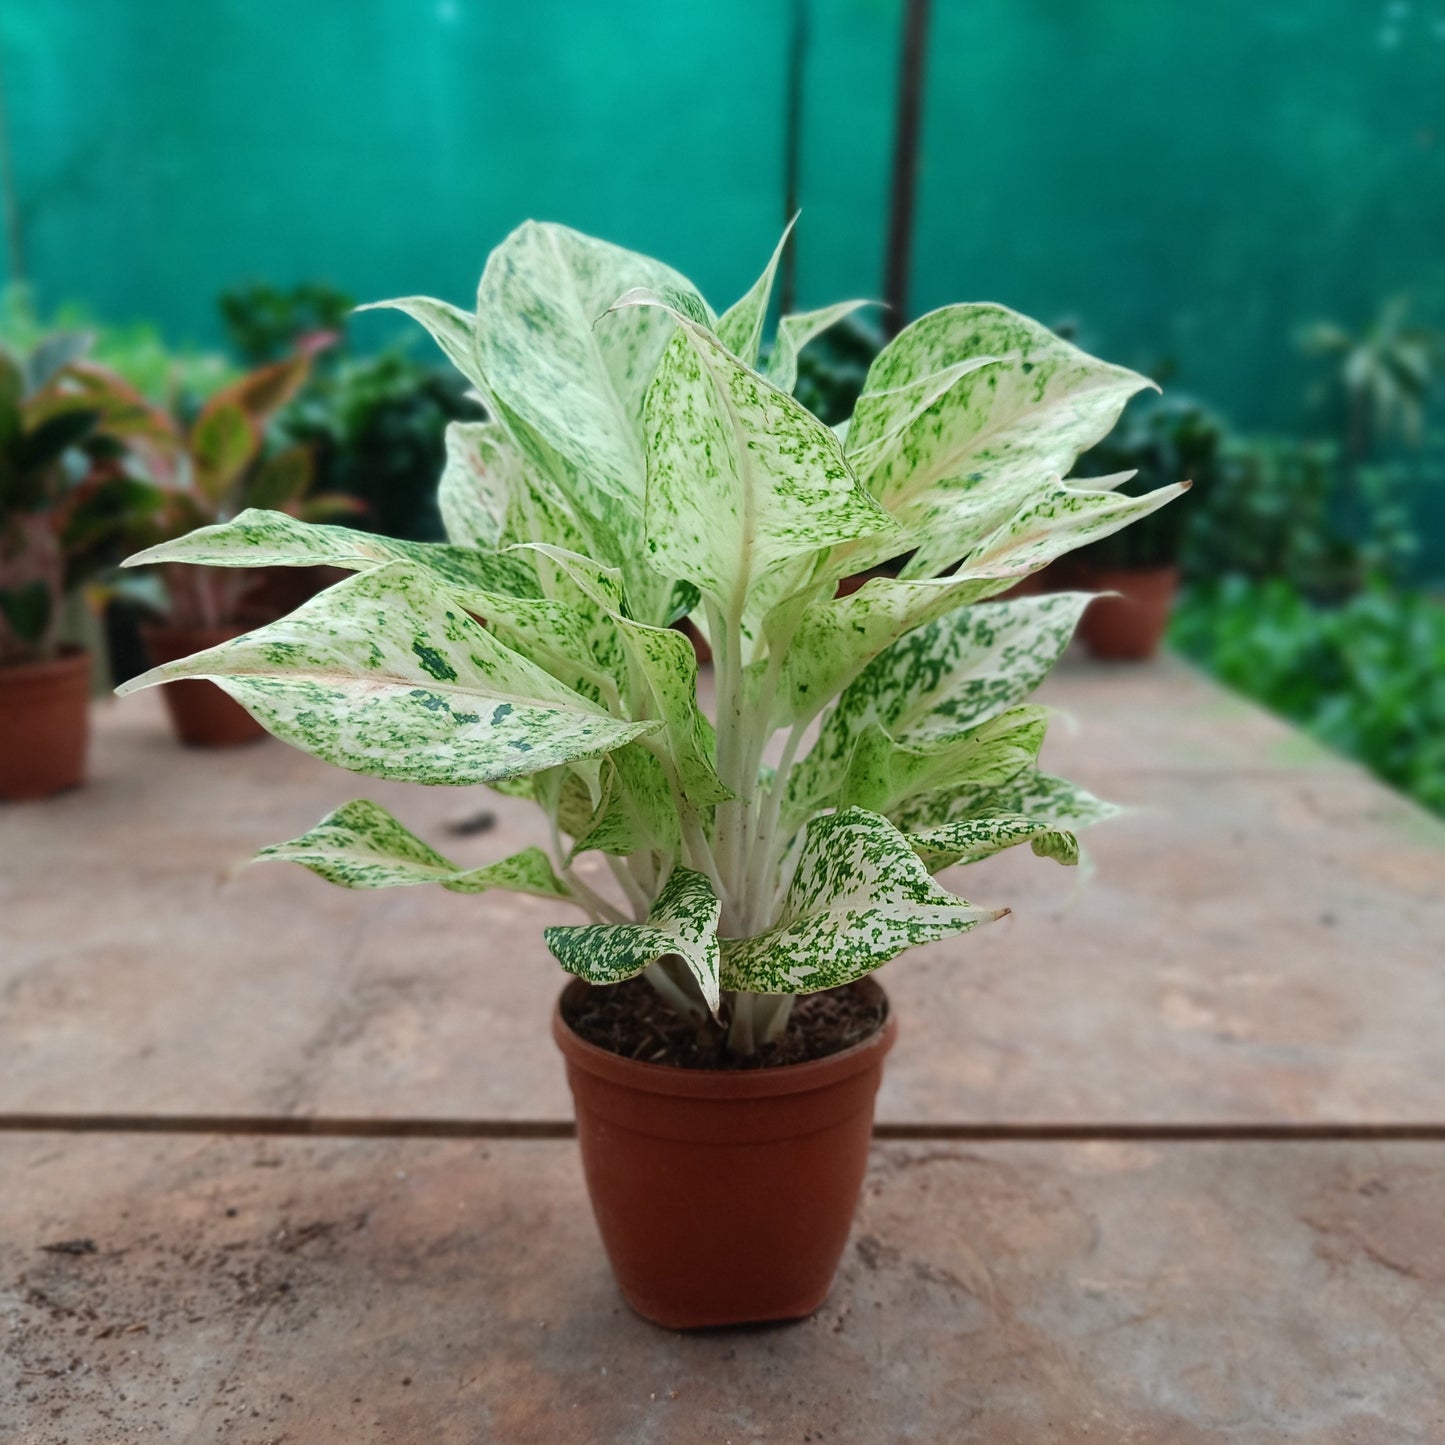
(1, 286), (233, 407)
(0, 334), (168, 664)
(1300, 296), (1440, 458)
(216, 281), (479, 540)
(1181, 435), (1419, 598)
(278, 352), (477, 540)
(218, 281), (354, 367)
(1172, 578), (1445, 816)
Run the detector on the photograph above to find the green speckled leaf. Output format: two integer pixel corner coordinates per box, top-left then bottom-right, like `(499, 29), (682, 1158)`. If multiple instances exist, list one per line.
(765, 299), (872, 396)
(716, 221), (793, 368)
(838, 705), (1049, 817)
(437, 420), (513, 549)
(116, 561), (658, 786)
(787, 705), (1048, 837)
(123, 508), (540, 599)
(473, 222), (709, 626)
(257, 798), (568, 897)
(545, 865), (722, 1013)
(769, 568), (1025, 729)
(834, 591), (1091, 748)
(896, 766), (1120, 841)
(622, 293), (898, 639)
(952, 476), (1190, 580)
(568, 743), (680, 858)
(720, 809), (1005, 994)
(510, 545), (731, 808)
(845, 304), (1154, 578)
(905, 812), (1074, 872)
(355, 296), (489, 396)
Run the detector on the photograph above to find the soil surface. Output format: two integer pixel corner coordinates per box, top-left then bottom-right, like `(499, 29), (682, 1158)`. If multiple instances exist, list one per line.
(561, 977), (887, 1070)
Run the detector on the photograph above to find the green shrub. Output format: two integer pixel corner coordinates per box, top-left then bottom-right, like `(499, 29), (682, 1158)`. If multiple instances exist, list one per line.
(1171, 578), (1445, 815)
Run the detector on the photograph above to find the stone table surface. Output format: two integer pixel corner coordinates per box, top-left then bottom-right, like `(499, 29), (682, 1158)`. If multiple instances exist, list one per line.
(2, 654), (1444, 1441)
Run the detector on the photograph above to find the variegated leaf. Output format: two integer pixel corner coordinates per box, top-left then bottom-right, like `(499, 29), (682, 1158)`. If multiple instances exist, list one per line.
(116, 561), (658, 786)
(836, 705), (1049, 817)
(716, 219), (794, 368)
(355, 295), (490, 396)
(512, 545), (731, 807)
(896, 766), (1120, 840)
(952, 476), (1191, 580)
(438, 420), (511, 549)
(906, 812), (1075, 871)
(833, 592), (1091, 748)
(568, 743), (680, 858)
(720, 809), (1006, 994)
(786, 704), (1048, 837)
(257, 798), (568, 897)
(544, 865), (722, 1012)
(766, 299), (872, 397)
(767, 568), (1028, 729)
(621, 294), (898, 639)
(122, 507), (541, 599)
(845, 304), (1154, 578)
(472, 223), (710, 625)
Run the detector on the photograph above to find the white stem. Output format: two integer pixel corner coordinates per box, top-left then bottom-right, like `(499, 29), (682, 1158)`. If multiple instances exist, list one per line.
(607, 855), (650, 920)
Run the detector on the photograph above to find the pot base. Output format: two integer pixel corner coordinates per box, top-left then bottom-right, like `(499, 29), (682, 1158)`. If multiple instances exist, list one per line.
(0, 647), (91, 800)
(1077, 565), (1179, 661)
(554, 979), (895, 1329)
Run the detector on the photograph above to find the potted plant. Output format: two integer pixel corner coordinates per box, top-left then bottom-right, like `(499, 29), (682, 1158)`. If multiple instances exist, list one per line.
(119, 223), (1185, 1327)
(125, 340), (359, 746)
(0, 334), (163, 799)
(1070, 393), (1223, 660)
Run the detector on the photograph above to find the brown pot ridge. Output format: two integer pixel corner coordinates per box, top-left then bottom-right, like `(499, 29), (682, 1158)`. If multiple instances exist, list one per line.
(0, 647), (91, 800)
(1077, 564), (1180, 661)
(142, 625), (266, 748)
(554, 978), (896, 1330)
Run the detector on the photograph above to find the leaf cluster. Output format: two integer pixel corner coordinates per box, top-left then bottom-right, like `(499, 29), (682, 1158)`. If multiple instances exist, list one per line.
(119, 222), (1183, 1050)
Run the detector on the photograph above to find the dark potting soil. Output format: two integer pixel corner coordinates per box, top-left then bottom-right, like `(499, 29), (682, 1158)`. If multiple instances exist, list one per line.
(561, 977), (887, 1070)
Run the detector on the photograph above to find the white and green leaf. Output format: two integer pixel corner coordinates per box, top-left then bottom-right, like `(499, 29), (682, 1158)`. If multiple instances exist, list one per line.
(766, 299), (872, 397)
(116, 561), (658, 786)
(257, 798), (569, 897)
(623, 293), (898, 640)
(122, 507), (541, 599)
(721, 809), (1006, 994)
(716, 218), (794, 368)
(545, 865), (722, 1013)
(844, 303), (1155, 578)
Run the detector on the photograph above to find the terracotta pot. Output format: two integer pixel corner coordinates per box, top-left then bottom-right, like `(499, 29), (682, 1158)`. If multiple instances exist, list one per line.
(553, 979), (896, 1329)
(0, 647), (91, 800)
(1077, 565), (1179, 661)
(141, 624), (266, 747)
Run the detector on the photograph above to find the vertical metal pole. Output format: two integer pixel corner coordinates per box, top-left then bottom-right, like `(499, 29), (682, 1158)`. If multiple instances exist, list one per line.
(780, 0), (808, 316)
(882, 0), (932, 337)
(0, 47), (26, 287)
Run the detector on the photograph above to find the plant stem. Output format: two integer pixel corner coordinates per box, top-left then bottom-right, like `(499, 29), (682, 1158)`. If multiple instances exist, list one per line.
(607, 854), (650, 919)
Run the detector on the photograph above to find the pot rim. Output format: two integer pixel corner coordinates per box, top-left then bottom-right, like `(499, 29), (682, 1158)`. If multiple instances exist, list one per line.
(0, 644), (90, 683)
(552, 977), (896, 1101)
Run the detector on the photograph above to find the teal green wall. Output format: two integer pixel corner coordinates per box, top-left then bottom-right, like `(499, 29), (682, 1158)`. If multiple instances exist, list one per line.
(4, 0), (1444, 437)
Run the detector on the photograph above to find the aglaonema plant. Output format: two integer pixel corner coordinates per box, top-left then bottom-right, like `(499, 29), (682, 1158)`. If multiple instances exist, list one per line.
(118, 222), (1186, 1054)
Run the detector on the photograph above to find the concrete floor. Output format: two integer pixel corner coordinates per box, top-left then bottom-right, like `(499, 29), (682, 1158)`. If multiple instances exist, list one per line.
(2, 655), (1444, 1440)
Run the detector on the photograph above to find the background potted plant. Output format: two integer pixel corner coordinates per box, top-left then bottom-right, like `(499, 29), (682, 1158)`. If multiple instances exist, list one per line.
(0, 334), (162, 799)
(119, 223), (1185, 1327)
(1069, 392), (1224, 659)
(124, 340), (360, 746)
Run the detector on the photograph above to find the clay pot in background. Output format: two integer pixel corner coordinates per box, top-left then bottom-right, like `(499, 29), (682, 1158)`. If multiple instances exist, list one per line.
(0, 647), (92, 800)
(1076, 564), (1180, 661)
(141, 625), (266, 747)
(553, 979), (896, 1330)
